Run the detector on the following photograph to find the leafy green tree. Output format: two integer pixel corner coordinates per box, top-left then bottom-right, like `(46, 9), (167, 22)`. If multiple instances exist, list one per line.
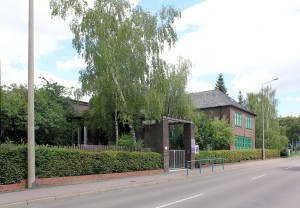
(210, 116), (234, 150)
(152, 57), (194, 119)
(35, 78), (80, 145)
(278, 117), (300, 146)
(193, 112), (234, 150)
(215, 73), (227, 94)
(244, 86), (288, 150)
(50, 0), (190, 141)
(0, 80), (80, 145)
(1, 84), (28, 142)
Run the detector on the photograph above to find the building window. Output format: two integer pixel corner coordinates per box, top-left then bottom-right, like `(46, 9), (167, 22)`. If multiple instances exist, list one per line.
(235, 136), (253, 150)
(246, 117), (252, 129)
(235, 112), (242, 127)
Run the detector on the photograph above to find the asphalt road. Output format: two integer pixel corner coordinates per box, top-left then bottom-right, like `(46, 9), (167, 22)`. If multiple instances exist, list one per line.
(22, 157), (300, 208)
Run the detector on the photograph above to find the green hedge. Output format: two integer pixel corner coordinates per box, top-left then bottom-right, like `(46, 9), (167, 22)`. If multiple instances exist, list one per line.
(195, 149), (280, 165)
(0, 145), (162, 185)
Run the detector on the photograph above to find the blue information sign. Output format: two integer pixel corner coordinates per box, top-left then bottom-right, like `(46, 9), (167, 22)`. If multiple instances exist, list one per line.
(191, 138), (195, 151)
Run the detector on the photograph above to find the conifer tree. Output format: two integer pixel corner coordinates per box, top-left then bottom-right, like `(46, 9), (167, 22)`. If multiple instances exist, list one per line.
(238, 90), (244, 105)
(215, 73), (227, 94)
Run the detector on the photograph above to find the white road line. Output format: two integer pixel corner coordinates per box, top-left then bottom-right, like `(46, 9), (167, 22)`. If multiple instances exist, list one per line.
(155, 193), (204, 208)
(284, 167), (292, 170)
(251, 174), (266, 180)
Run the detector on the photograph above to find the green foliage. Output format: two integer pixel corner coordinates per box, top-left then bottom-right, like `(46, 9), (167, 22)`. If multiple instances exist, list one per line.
(118, 132), (144, 148)
(0, 79), (80, 145)
(244, 86), (288, 150)
(215, 73), (227, 94)
(1, 84), (28, 142)
(50, 0), (193, 139)
(0, 145), (162, 185)
(278, 117), (300, 145)
(238, 90), (244, 105)
(195, 149), (280, 166)
(280, 148), (289, 157)
(0, 145), (27, 185)
(192, 112), (234, 150)
(171, 126), (184, 149)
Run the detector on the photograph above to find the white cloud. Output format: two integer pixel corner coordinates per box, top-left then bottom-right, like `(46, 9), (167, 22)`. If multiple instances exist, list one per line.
(164, 0), (300, 94)
(57, 56), (86, 71)
(130, 0), (141, 7)
(287, 97), (300, 102)
(0, 0), (74, 92)
(186, 77), (213, 93)
(0, 0), (72, 65)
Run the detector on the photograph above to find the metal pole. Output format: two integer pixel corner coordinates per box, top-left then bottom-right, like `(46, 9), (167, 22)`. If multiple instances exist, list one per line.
(262, 87), (264, 160)
(187, 162), (189, 176)
(223, 159), (224, 170)
(28, 0), (35, 189)
(199, 162), (201, 173)
(84, 126), (88, 145)
(173, 150), (175, 169)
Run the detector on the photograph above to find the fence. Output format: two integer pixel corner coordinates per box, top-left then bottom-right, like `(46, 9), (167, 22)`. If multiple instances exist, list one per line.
(169, 150), (185, 169)
(0, 144), (156, 152)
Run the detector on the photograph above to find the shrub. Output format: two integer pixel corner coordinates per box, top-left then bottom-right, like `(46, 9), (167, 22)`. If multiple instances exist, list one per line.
(280, 148), (289, 157)
(118, 133), (136, 147)
(0, 145), (162, 185)
(118, 132), (144, 148)
(195, 149), (280, 166)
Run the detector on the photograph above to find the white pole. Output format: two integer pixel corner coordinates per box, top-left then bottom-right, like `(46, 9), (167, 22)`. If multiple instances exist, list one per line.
(28, 0), (35, 188)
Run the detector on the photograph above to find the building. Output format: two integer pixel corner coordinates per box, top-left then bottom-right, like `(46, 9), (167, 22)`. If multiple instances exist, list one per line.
(192, 90), (256, 150)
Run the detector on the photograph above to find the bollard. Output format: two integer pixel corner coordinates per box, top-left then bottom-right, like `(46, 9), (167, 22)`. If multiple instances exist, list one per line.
(199, 162), (201, 173)
(187, 162), (189, 176)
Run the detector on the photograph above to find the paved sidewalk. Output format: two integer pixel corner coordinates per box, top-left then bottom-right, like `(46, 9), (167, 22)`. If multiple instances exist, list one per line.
(0, 157), (290, 207)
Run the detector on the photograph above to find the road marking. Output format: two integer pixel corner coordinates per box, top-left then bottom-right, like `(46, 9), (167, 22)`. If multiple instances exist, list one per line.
(251, 174), (266, 180)
(284, 167), (292, 170)
(155, 193), (204, 208)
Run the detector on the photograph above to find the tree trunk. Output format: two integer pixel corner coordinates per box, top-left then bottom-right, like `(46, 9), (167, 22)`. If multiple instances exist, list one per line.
(111, 68), (137, 142)
(115, 109), (119, 145)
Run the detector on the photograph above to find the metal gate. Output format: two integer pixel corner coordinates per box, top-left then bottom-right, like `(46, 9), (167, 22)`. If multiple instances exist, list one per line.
(169, 150), (185, 169)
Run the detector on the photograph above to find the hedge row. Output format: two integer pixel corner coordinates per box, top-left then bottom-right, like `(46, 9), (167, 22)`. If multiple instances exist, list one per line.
(195, 149), (280, 165)
(0, 145), (162, 185)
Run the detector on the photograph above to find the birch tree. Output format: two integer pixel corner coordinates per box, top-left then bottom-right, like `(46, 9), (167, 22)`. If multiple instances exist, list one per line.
(50, 0), (181, 140)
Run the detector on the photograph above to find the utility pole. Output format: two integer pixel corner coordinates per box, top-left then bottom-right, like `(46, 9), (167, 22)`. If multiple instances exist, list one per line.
(28, 0), (36, 188)
(261, 87), (264, 159)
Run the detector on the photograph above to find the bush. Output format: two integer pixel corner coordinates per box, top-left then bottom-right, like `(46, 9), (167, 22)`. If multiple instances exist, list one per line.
(280, 148), (289, 157)
(118, 133), (144, 148)
(118, 133), (135, 147)
(195, 149), (280, 166)
(0, 145), (162, 185)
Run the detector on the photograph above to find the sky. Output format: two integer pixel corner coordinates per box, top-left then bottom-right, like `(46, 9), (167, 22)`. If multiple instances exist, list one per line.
(1, 0), (300, 117)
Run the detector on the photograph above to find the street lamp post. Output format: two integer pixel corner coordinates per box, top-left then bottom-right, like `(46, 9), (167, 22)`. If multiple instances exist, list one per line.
(261, 78), (278, 160)
(28, 0), (35, 188)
